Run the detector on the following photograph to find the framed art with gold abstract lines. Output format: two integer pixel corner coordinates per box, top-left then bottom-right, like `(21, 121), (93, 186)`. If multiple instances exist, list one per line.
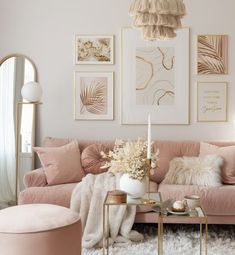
(121, 27), (189, 124)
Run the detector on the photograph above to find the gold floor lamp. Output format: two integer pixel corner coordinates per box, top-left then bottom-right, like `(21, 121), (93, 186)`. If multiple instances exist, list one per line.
(15, 82), (42, 204)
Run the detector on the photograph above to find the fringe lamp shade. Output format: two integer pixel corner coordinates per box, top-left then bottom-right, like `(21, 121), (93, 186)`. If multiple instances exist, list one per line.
(129, 0), (186, 40)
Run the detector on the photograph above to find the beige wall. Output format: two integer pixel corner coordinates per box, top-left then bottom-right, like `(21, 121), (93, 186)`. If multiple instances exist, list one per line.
(1, 0), (235, 143)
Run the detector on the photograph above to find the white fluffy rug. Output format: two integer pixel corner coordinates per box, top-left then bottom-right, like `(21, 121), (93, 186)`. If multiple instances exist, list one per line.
(83, 224), (235, 255)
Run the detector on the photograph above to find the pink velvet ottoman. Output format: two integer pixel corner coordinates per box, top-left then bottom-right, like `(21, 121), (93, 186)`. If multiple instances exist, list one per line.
(0, 204), (82, 255)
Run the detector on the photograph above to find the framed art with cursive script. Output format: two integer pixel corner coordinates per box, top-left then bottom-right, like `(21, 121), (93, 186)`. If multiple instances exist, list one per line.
(197, 82), (227, 122)
(121, 27), (189, 124)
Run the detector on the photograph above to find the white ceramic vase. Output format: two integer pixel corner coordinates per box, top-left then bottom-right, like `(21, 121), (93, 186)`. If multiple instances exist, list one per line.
(119, 173), (147, 198)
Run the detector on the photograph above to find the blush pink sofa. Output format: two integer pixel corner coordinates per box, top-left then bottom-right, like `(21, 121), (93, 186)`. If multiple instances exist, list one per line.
(19, 137), (235, 224)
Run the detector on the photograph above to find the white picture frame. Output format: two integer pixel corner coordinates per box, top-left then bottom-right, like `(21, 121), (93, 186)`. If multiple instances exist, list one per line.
(75, 35), (114, 65)
(121, 27), (189, 124)
(74, 72), (114, 120)
(197, 82), (227, 122)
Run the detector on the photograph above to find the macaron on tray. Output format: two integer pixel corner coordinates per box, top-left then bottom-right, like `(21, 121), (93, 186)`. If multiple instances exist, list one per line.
(167, 200), (189, 215)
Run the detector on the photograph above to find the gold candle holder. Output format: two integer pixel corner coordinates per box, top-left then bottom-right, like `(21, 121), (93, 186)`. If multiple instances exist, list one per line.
(142, 158), (156, 205)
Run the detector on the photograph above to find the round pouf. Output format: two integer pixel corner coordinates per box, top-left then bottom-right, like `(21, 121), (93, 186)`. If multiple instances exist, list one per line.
(0, 204), (81, 255)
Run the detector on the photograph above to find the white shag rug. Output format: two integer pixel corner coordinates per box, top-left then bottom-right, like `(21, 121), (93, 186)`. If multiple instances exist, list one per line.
(83, 224), (235, 255)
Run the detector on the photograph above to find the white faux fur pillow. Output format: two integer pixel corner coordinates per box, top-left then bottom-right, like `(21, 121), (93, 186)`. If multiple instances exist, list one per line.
(162, 154), (223, 187)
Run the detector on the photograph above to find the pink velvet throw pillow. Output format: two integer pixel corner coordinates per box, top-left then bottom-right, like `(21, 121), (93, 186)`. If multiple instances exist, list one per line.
(34, 140), (84, 185)
(199, 142), (235, 184)
(81, 143), (110, 174)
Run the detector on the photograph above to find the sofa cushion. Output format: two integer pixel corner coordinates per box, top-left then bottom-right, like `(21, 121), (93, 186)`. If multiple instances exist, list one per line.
(158, 183), (235, 216)
(34, 141), (84, 185)
(43, 137), (72, 148)
(43, 137), (114, 153)
(200, 142), (235, 184)
(23, 168), (47, 188)
(152, 141), (200, 183)
(81, 143), (110, 174)
(19, 183), (77, 208)
(162, 155), (223, 187)
(151, 140), (235, 184)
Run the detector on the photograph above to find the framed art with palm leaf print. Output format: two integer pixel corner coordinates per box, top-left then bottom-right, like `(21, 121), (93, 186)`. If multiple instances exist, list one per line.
(197, 35), (228, 74)
(74, 72), (113, 120)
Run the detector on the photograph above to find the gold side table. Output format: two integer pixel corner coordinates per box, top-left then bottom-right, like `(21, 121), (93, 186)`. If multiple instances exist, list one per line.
(159, 204), (208, 255)
(103, 192), (163, 255)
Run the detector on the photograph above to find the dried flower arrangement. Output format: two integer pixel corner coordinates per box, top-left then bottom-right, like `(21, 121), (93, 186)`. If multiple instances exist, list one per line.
(101, 138), (159, 181)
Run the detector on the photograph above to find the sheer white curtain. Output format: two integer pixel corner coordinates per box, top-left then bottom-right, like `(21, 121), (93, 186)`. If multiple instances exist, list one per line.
(0, 58), (16, 207)
(21, 59), (34, 153)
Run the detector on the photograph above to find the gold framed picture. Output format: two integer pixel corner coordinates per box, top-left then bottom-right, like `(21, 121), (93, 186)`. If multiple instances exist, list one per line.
(197, 35), (228, 75)
(75, 35), (114, 64)
(197, 82), (227, 122)
(74, 72), (114, 120)
(121, 27), (189, 124)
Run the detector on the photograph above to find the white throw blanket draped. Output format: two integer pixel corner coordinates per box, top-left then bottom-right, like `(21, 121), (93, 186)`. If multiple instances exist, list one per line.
(70, 171), (143, 248)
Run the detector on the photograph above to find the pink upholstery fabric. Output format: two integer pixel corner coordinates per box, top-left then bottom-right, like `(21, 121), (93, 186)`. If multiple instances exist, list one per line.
(19, 183), (77, 207)
(81, 143), (111, 174)
(152, 140), (235, 183)
(43, 137), (72, 148)
(44, 137), (114, 176)
(43, 136), (114, 152)
(152, 141), (200, 183)
(20, 139), (235, 225)
(158, 184), (235, 216)
(0, 204), (81, 255)
(23, 168), (47, 188)
(0, 222), (81, 255)
(0, 204), (79, 233)
(34, 140), (84, 185)
(200, 142), (235, 184)
(19, 182), (158, 212)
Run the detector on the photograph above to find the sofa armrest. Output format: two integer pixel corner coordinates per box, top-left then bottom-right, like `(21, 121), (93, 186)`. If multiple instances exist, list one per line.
(23, 168), (47, 188)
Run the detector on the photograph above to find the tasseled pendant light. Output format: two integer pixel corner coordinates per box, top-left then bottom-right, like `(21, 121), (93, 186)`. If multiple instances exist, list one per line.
(129, 0), (186, 40)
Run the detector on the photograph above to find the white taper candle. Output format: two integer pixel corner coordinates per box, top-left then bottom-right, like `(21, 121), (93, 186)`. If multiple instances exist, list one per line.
(147, 114), (151, 159)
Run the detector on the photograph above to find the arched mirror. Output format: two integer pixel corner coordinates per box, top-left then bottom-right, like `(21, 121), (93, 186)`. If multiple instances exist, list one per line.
(0, 54), (37, 208)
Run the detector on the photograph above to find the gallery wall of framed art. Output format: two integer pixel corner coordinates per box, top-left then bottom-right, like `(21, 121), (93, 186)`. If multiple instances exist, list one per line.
(74, 34), (115, 121)
(196, 34), (229, 123)
(73, 29), (230, 126)
(6, 0), (234, 141)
